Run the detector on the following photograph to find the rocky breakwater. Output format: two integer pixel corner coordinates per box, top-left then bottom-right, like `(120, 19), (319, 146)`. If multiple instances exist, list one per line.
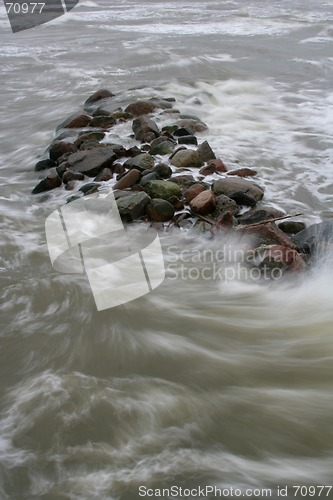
(32, 88), (333, 279)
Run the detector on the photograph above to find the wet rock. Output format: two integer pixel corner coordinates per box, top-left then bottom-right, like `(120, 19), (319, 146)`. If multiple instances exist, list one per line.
(62, 170), (85, 184)
(149, 140), (175, 156)
(239, 223), (296, 249)
(105, 143), (127, 158)
(74, 131), (105, 148)
(209, 158), (228, 173)
(171, 149), (203, 168)
(189, 190), (216, 216)
(199, 163), (217, 176)
(124, 153), (155, 171)
(79, 182), (100, 194)
(116, 191), (151, 222)
(154, 163), (172, 179)
(125, 100), (157, 116)
(238, 208), (284, 225)
(126, 146), (142, 157)
(170, 175), (197, 188)
(145, 180), (182, 200)
(256, 245), (306, 273)
(184, 183), (207, 203)
(113, 169), (141, 190)
(65, 180), (76, 191)
(132, 116), (159, 142)
(35, 159), (55, 172)
(178, 135), (198, 145)
(66, 147), (117, 177)
(49, 141), (77, 162)
(140, 172), (159, 186)
(278, 221), (306, 235)
(292, 221), (333, 254)
(110, 110), (132, 121)
(89, 115), (116, 129)
(112, 164), (126, 175)
(79, 140), (100, 150)
(168, 195), (184, 210)
(227, 168), (257, 177)
(173, 127), (192, 137)
(32, 168), (62, 194)
(94, 168), (114, 182)
(197, 141), (216, 162)
(176, 119), (208, 134)
(215, 194), (240, 216)
(84, 89), (114, 108)
(58, 114), (91, 129)
(212, 177), (264, 205)
(147, 198), (175, 222)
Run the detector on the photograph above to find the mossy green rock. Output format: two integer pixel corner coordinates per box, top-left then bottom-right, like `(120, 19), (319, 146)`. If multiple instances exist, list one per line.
(145, 180), (182, 200)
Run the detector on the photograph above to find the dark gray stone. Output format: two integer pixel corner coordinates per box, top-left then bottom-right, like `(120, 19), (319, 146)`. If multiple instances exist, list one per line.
(66, 147), (117, 177)
(117, 192), (151, 222)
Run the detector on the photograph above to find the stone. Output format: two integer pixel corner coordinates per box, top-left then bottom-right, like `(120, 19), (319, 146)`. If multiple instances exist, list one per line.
(168, 195), (184, 210)
(184, 183), (207, 203)
(94, 168), (114, 182)
(154, 163), (172, 179)
(62, 170), (85, 184)
(132, 116), (159, 142)
(49, 141), (77, 162)
(125, 100), (157, 116)
(89, 115), (116, 128)
(105, 143), (127, 158)
(178, 135), (198, 145)
(74, 131), (105, 148)
(238, 208), (285, 225)
(292, 221), (333, 254)
(176, 118), (208, 134)
(239, 223), (295, 249)
(149, 140), (175, 155)
(84, 89), (114, 108)
(199, 163), (216, 176)
(212, 177), (264, 205)
(170, 175), (197, 187)
(278, 221), (306, 235)
(171, 149), (203, 168)
(215, 194), (240, 216)
(79, 182), (100, 194)
(256, 245), (306, 273)
(32, 168), (62, 194)
(58, 114), (91, 129)
(147, 198), (175, 222)
(116, 191), (151, 222)
(209, 158), (227, 173)
(227, 168), (257, 177)
(124, 153), (155, 171)
(173, 127), (192, 137)
(126, 146), (142, 157)
(35, 159), (55, 172)
(65, 180), (75, 191)
(189, 190), (216, 215)
(140, 172), (159, 186)
(145, 180), (182, 200)
(79, 140), (100, 150)
(66, 147), (117, 177)
(197, 141), (216, 161)
(113, 169), (141, 190)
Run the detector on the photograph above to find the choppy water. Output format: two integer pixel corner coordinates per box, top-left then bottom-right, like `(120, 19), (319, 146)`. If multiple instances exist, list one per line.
(1, 1), (333, 499)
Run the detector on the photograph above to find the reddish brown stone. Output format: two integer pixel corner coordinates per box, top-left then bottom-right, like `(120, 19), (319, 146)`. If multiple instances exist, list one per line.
(184, 183), (206, 203)
(49, 141), (77, 162)
(189, 190), (216, 215)
(62, 170), (85, 184)
(199, 163), (217, 176)
(125, 100), (157, 116)
(113, 169), (141, 190)
(227, 168), (257, 177)
(84, 89), (114, 107)
(259, 245), (306, 272)
(209, 158), (227, 173)
(63, 115), (91, 128)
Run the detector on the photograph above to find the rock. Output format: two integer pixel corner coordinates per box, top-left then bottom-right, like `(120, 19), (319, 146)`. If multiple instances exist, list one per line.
(74, 131), (105, 148)
(145, 180), (182, 200)
(215, 194), (240, 216)
(154, 163), (172, 179)
(65, 180), (75, 191)
(170, 175), (197, 187)
(94, 168), (114, 182)
(84, 89), (114, 108)
(173, 127), (192, 137)
(147, 198), (175, 222)
(239, 223), (296, 249)
(212, 177), (264, 206)
(89, 115), (116, 128)
(238, 208), (285, 225)
(199, 163), (216, 176)
(125, 100), (157, 116)
(49, 141), (77, 162)
(256, 245), (306, 273)
(184, 183), (207, 203)
(278, 221), (306, 235)
(126, 146), (142, 157)
(150, 136), (175, 148)
(79, 140), (100, 150)
(113, 169), (141, 190)
(105, 143), (127, 158)
(140, 172), (159, 186)
(197, 141), (216, 161)
(66, 147), (117, 177)
(168, 195), (184, 210)
(176, 119), (208, 134)
(171, 149), (203, 168)
(35, 159), (55, 172)
(62, 170), (85, 184)
(178, 135), (198, 145)
(292, 221), (333, 254)
(124, 153), (155, 171)
(227, 168), (257, 177)
(112, 164), (126, 175)
(79, 182), (100, 194)
(189, 190), (216, 215)
(132, 116), (159, 142)
(209, 158), (227, 173)
(32, 168), (62, 194)
(58, 114), (91, 129)
(149, 140), (175, 155)
(111, 110), (132, 121)
(116, 191), (151, 222)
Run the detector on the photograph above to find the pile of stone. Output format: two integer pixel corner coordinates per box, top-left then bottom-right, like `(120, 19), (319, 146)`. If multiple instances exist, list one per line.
(32, 88), (333, 276)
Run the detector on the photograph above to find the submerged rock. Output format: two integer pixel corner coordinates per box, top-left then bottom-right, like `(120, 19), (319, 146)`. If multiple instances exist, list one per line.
(84, 89), (114, 108)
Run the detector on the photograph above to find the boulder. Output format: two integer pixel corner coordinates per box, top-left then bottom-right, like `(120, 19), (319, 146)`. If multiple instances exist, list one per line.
(256, 245), (306, 273)
(140, 172), (159, 186)
(197, 141), (216, 161)
(171, 149), (203, 168)
(278, 221), (306, 235)
(84, 89), (114, 108)
(189, 190), (216, 215)
(62, 170), (85, 184)
(292, 221), (333, 254)
(227, 168), (257, 177)
(74, 131), (105, 148)
(239, 223), (296, 249)
(35, 159), (55, 172)
(89, 115), (116, 128)
(94, 168), (114, 182)
(147, 199), (175, 222)
(132, 116), (159, 142)
(184, 183), (207, 203)
(170, 175), (197, 188)
(215, 194), (240, 216)
(125, 100), (157, 116)
(154, 163), (172, 179)
(66, 147), (117, 177)
(176, 119), (208, 134)
(145, 180), (182, 200)
(238, 208), (284, 225)
(32, 168), (62, 194)
(178, 135), (198, 145)
(149, 140), (175, 155)
(199, 163), (217, 176)
(212, 177), (264, 205)
(113, 169), (141, 190)
(49, 141), (77, 162)
(209, 158), (227, 173)
(79, 182), (100, 195)
(58, 114), (91, 129)
(116, 191), (151, 222)
(124, 153), (155, 171)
